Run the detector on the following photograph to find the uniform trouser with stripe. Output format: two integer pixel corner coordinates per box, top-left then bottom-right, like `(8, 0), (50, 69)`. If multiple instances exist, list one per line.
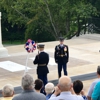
(58, 63), (67, 78)
(38, 74), (48, 95)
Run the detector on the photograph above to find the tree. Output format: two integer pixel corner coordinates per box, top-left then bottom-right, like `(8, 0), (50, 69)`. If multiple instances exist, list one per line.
(0, 0), (99, 42)
(44, 0), (97, 38)
(88, 0), (100, 33)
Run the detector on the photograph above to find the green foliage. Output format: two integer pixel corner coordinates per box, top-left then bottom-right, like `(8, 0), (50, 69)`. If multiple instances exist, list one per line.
(88, 0), (100, 33)
(0, 0), (100, 42)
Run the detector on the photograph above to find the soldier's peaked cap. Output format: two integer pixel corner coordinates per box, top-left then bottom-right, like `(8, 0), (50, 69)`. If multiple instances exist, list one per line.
(59, 37), (64, 41)
(37, 44), (45, 48)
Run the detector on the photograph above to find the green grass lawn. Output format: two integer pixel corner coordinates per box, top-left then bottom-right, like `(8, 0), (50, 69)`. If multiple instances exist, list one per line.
(2, 40), (25, 46)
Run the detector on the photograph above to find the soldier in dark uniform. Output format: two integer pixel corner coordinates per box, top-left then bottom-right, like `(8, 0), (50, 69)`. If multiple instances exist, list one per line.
(54, 37), (69, 78)
(33, 44), (49, 86)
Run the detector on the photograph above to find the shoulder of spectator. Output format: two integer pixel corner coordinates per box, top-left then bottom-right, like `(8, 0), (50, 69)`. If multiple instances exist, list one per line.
(48, 94), (57, 100)
(95, 81), (100, 88)
(76, 95), (84, 100)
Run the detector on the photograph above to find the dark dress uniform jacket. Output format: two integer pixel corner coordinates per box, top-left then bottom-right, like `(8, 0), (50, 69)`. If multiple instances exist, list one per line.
(34, 52), (49, 75)
(54, 44), (69, 64)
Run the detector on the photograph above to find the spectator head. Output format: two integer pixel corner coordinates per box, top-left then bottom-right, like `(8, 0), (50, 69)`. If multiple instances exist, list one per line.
(2, 84), (14, 97)
(21, 74), (35, 90)
(97, 66), (100, 76)
(45, 83), (55, 94)
(58, 76), (72, 92)
(34, 79), (43, 92)
(73, 80), (83, 94)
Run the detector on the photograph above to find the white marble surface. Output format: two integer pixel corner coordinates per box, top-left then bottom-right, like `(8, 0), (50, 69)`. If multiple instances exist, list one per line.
(0, 61), (31, 72)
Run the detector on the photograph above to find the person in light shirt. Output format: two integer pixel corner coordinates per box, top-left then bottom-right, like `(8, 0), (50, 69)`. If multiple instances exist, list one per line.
(49, 76), (84, 100)
(45, 82), (55, 100)
(1, 84), (14, 100)
(12, 74), (45, 100)
(73, 80), (87, 100)
(34, 79), (43, 93)
(87, 66), (100, 100)
(92, 81), (100, 100)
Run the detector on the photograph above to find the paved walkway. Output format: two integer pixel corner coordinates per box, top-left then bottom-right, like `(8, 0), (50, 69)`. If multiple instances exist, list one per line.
(0, 34), (100, 94)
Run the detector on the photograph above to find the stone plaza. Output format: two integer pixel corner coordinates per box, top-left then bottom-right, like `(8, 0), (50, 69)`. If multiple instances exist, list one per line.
(0, 34), (100, 95)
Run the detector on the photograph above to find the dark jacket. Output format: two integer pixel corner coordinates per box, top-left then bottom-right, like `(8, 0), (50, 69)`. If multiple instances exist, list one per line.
(33, 51), (49, 75)
(54, 44), (69, 64)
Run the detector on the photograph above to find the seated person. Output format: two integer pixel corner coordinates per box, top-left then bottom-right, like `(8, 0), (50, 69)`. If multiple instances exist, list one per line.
(12, 74), (46, 100)
(1, 84), (14, 100)
(45, 83), (54, 100)
(87, 66), (100, 100)
(73, 80), (87, 100)
(92, 81), (100, 100)
(34, 79), (43, 93)
(49, 76), (84, 100)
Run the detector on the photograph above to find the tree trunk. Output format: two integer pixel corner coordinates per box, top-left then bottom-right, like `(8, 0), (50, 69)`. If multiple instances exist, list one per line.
(76, 16), (81, 37)
(44, 0), (58, 39)
(83, 18), (87, 34)
(66, 13), (70, 34)
(66, 19), (70, 33)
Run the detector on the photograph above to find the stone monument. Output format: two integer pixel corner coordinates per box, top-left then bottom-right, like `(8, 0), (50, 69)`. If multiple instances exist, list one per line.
(0, 12), (8, 57)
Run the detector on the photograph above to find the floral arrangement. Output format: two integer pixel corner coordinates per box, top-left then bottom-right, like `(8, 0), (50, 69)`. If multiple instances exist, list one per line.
(25, 39), (36, 53)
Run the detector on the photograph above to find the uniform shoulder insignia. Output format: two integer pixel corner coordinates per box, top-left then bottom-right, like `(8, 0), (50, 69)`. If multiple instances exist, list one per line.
(64, 46), (67, 52)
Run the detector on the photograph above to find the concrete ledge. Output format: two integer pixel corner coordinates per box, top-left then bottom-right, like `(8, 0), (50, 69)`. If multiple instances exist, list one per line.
(0, 72), (97, 97)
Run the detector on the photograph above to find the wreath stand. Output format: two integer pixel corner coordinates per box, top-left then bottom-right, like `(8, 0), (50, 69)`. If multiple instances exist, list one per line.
(24, 53), (30, 74)
(24, 39), (36, 75)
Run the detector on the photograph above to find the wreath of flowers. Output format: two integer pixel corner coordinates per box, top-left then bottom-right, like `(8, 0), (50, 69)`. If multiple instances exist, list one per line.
(24, 39), (36, 53)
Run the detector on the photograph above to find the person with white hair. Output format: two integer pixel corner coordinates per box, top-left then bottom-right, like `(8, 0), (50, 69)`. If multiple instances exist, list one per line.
(49, 76), (84, 100)
(45, 83), (55, 100)
(12, 74), (46, 100)
(1, 84), (14, 100)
